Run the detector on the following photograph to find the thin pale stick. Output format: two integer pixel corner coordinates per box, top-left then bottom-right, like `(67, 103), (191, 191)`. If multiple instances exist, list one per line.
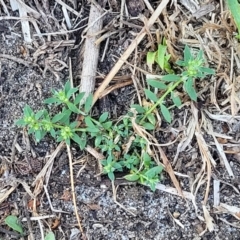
(66, 144), (84, 234)
(43, 185), (69, 214)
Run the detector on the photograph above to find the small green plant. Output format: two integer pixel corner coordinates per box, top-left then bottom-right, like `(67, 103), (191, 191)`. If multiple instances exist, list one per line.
(16, 45), (214, 191)
(147, 39), (173, 74)
(141, 45), (215, 124)
(16, 81), (93, 149)
(226, 0), (240, 39)
(5, 215), (24, 235)
(45, 231), (55, 240)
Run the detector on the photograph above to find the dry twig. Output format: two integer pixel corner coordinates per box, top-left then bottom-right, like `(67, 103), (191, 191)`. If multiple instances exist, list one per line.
(66, 145), (84, 234)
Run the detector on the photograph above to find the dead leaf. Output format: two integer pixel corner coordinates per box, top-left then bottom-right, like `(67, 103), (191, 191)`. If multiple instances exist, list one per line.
(203, 205), (214, 232)
(51, 218), (60, 229)
(27, 199), (40, 210)
(20, 45), (27, 57)
(87, 204), (101, 210)
(159, 147), (183, 198)
(60, 189), (71, 201)
(173, 212), (180, 218)
(216, 137), (228, 144)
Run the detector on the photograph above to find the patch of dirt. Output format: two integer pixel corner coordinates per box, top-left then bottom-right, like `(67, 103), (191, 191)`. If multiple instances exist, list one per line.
(1, 0), (240, 240)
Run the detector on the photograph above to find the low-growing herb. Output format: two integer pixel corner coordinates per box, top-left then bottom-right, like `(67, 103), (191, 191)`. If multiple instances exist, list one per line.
(16, 45), (215, 191)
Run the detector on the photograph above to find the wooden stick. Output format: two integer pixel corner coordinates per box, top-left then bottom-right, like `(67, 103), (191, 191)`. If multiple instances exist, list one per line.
(93, 0), (170, 104)
(79, 2), (104, 102)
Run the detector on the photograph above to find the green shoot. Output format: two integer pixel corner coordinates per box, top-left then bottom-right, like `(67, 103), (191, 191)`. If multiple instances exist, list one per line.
(147, 39), (173, 74)
(226, 0), (240, 39)
(5, 215), (24, 235)
(45, 232), (55, 240)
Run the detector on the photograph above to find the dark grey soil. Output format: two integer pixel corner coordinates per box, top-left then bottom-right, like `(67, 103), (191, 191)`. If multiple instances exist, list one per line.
(1, 1), (240, 240)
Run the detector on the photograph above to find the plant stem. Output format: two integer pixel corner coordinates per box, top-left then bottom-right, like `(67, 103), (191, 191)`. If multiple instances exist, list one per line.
(140, 79), (183, 124)
(74, 128), (87, 132)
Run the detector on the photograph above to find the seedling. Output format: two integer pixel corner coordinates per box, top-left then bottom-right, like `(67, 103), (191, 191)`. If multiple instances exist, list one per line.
(5, 215), (23, 235)
(226, 0), (240, 39)
(147, 40), (173, 74)
(45, 231), (55, 240)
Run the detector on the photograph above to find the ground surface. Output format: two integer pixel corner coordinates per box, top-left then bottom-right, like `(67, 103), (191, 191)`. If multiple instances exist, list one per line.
(1, 0), (240, 239)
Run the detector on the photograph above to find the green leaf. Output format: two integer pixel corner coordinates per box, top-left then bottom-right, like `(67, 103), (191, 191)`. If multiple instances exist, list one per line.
(199, 67), (215, 75)
(102, 121), (112, 130)
(5, 215), (23, 234)
(57, 135), (63, 142)
(72, 133), (83, 147)
(84, 94), (93, 113)
(15, 119), (26, 126)
(95, 135), (102, 146)
(65, 138), (71, 145)
(44, 97), (60, 104)
(52, 112), (67, 123)
(70, 121), (78, 128)
(147, 113), (156, 125)
(160, 104), (171, 123)
(66, 102), (80, 114)
(176, 60), (186, 67)
(184, 78), (197, 101)
(147, 51), (157, 71)
(108, 171), (115, 181)
(45, 232), (55, 240)
(79, 132), (87, 150)
(50, 129), (56, 138)
(144, 89), (158, 102)
(85, 116), (96, 129)
(124, 173), (139, 181)
(162, 74), (181, 82)
(28, 128), (35, 134)
(147, 79), (167, 89)
(131, 104), (145, 113)
(107, 155), (113, 164)
(143, 152), (151, 166)
(35, 130), (43, 142)
(35, 110), (44, 120)
(171, 92), (182, 107)
(23, 105), (33, 117)
(147, 51), (156, 65)
(113, 162), (122, 170)
(66, 87), (78, 99)
(86, 127), (99, 133)
(165, 53), (171, 61)
(197, 49), (203, 60)
(64, 81), (71, 95)
(99, 112), (109, 123)
(145, 166), (163, 178)
(74, 92), (85, 105)
(157, 44), (167, 70)
(142, 122), (155, 130)
(58, 109), (72, 124)
(184, 45), (192, 63)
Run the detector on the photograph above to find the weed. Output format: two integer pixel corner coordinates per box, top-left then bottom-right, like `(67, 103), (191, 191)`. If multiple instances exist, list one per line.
(226, 0), (240, 39)
(147, 39), (173, 74)
(5, 215), (23, 235)
(44, 231), (55, 240)
(16, 45), (214, 191)
(143, 45), (215, 123)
